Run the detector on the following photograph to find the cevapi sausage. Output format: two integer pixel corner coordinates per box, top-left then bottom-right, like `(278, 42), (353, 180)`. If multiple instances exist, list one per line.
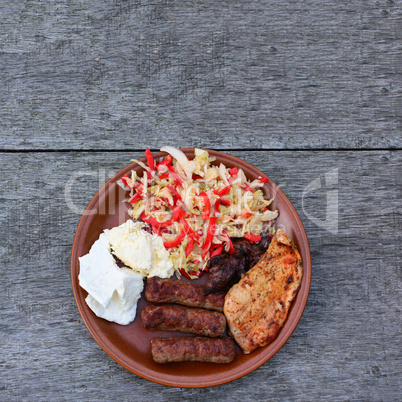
(151, 337), (236, 363)
(145, 277), (225, 312)
(141, 304), (226, 337)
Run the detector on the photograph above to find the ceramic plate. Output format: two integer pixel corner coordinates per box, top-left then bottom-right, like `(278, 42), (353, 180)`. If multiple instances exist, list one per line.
(71, 149), (311, 387)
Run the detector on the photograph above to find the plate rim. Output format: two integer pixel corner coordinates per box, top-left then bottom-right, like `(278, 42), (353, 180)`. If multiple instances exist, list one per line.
(70, 148), (311, 388)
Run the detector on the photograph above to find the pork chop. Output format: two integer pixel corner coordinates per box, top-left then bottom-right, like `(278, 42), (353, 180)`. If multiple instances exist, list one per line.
(224, 229), (303, 354)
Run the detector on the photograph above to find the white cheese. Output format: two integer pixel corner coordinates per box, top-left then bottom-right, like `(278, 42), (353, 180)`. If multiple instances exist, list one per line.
(78, 234), (120, 308)
(104, 220), (174, 278)
(114, 267), (144, 311)
(85, 293), (138, 326)
(85, 266), (143, 325)
(78, 234), (144, 325)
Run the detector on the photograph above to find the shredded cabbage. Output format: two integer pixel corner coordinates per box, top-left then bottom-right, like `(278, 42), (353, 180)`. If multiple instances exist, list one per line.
(120, 147), (278, 277)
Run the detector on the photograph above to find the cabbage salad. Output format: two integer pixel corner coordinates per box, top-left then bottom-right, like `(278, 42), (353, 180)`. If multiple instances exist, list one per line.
(117, 147), (278, 279)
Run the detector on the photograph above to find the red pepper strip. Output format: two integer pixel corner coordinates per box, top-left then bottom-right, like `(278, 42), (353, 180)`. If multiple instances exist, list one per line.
(210, 243), (224, 258)
(141, 211), (179, 228)
(145, 148), (155, 170)
(185, 235), (194, 257)
(267, 234), (273, 239)
(242, 211), (253, 218)
(136, 183), (143, 196)
(168, 166), (184, 187)
(214, 198), (221, 214)
(152, 225), (162, 236)
(173, 206), (184, 220)
(129, 193), (141, 203)
(191, 270), (205, 278)
(244, 232), (261, 243)
(174, 178), (182, 188)
(222, 231), (235, 254)
(190, 261), (208, 272)
(158, 215), (175, 227)
(220, 199), (232, 206)
(180, 215), (201, 242)
(161, 207), (182, 226)
(242, 183), (253, 192)
(164, 227), (187, 249)
(179, 268), (205, 279)
(140, 212), (161, 227)
(147, 207), (182, 228)
(158, 172), (169, 180)
(156, 155), (172, 169)
(166, 185), (183, 202)
(121, 176), (129, 187)
(200, 192), (211, 219)
(179, 268), (192, 279)
(201, 217), (217, 258)
(229, 167), (238, 176)
(259, 177), (269, 183)
(218, 185), (232, 196)
(192, 174), (203, 180)
(213, 185), (232, 196)
(202, 217), (217, 250)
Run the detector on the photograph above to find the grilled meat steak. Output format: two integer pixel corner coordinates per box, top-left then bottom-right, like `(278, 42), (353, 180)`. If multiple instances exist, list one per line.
(145, 277), (225, 312)
(224, 229), (303, 354)
(151, 337), (236, 363)
(141, 304), (226, 337)
(204, 234), (272, 295)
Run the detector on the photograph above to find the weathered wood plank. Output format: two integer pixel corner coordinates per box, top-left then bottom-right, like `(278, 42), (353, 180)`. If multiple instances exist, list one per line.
(1, 150), (400, 400)
(0, 0), (400, 150)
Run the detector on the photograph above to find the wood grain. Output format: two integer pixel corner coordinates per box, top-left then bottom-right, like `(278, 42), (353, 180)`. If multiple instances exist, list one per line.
(1, 151), (400, 399)
(1, 0), (400, 398)
(0, 0), (400, 150)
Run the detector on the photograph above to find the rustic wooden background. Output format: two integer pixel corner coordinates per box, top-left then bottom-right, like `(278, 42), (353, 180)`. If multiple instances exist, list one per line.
(1, 0), (401, 400)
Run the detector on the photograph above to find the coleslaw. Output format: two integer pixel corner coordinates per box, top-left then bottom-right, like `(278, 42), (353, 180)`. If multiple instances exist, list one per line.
(117, 147), (278, 278)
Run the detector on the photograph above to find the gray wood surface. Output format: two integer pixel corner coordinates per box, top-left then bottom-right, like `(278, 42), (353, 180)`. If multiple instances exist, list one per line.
(1, 0), (401, 400)
(1, 151), (401, 400)
(0, 0), (400, 150)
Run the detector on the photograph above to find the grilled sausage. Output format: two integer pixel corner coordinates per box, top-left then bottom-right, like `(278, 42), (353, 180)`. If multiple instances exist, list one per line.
(141, 304), (226, 337)
(145, 277), (225, 312)
(151, 337), (236, 363)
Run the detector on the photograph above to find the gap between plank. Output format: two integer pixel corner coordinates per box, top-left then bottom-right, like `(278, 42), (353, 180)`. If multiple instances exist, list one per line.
(0, 147), (401, 153)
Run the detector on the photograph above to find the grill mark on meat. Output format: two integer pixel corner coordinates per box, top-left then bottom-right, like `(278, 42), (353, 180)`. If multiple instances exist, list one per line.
(224, 229), (303, 354)
(151, 337), (236, 363)
(141, 304), (226, 337)
(145, 277), (225, 312)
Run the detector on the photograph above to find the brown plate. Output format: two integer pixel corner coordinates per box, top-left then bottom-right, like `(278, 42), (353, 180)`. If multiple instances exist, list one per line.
(71, 149), (311, 387)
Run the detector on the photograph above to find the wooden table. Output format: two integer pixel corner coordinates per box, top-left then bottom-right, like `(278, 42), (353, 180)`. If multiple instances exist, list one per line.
(1, 1), (400, 400)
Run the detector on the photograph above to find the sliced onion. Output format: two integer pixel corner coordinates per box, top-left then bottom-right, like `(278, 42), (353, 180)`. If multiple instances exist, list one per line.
(130, 158), (152, 172)
(160, 146), (196, 180)
(160, 146), (188, 165)
(219, 163), (230, 185)
(262, 209), (279, 221)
